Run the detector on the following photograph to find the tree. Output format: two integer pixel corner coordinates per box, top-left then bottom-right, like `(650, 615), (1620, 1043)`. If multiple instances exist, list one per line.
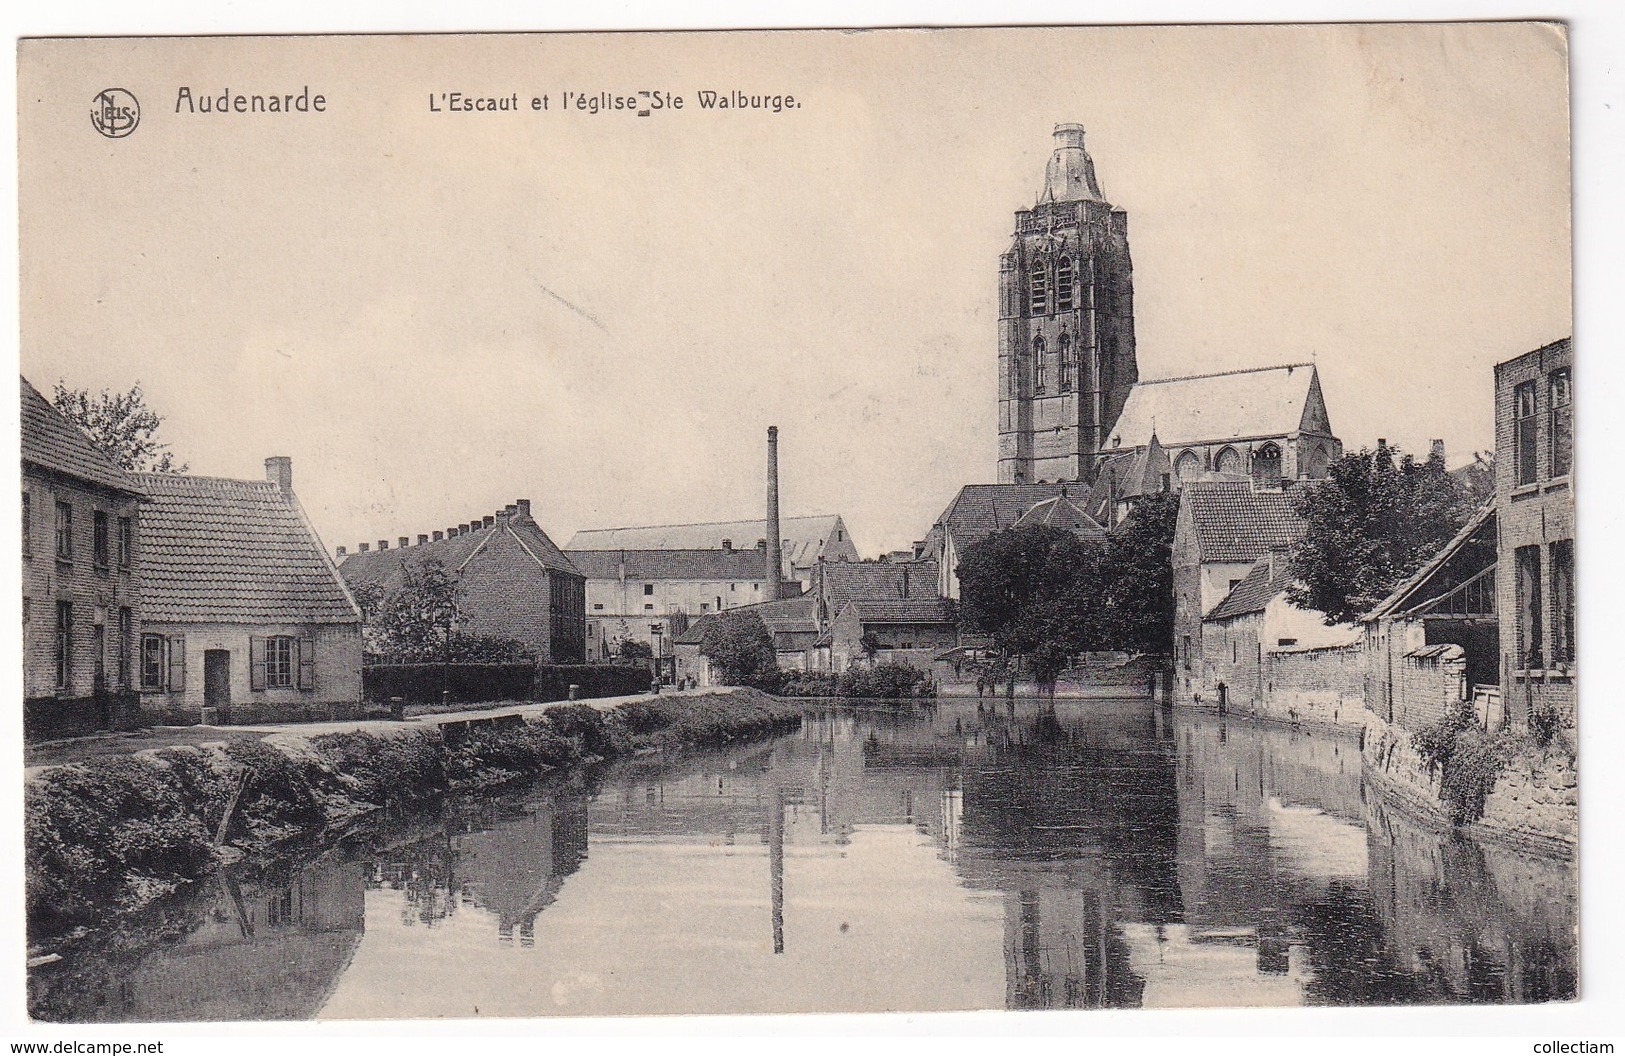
(52, 381), (188, 473)
(956, 524), (1108, 691)
(616, 638), (654, 661)
(1288, 443), (1476, 624)
(1101, 491), (1179, 655)
(363, 558), (462, 662)
(699, 610), (780, 690)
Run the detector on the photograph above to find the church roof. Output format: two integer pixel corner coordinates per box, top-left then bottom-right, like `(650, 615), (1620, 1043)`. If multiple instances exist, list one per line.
(1107, 363), (1328, 451)
(1038, 123), (1107, 205)
(567, 514), (849, 573)
(1012, 491), (1107, 538)
(933, 483), (1079, 542)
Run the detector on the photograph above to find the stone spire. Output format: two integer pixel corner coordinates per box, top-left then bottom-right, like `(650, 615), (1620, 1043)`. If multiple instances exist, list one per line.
(1038, 122), (1105, 205)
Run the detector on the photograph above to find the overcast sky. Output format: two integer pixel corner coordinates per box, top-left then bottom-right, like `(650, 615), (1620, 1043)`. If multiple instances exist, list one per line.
(18, 24), (1571, 557)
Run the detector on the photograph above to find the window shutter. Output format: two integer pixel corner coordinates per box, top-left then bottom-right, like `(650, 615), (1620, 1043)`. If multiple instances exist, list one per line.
(167, 635), (186, 693)
(297, 636), (315, 690)
(250, 636), (268, 691)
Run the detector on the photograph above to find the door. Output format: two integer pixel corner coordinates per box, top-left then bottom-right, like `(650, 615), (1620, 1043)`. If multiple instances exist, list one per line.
(204, 649), (232, 714)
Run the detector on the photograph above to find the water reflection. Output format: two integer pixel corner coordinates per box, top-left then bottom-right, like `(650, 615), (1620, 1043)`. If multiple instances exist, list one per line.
(31, 700), (1577, 1021)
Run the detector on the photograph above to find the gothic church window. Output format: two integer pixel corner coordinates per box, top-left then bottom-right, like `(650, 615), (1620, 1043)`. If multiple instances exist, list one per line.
(1254, 443), (1282, 484)
(1056, 256), (1075, 311)
(1059, 332), (1073, 392)
(1033, 335), (1046, 394)
(1215, 447), (1242, 476)
(1175, 451), (1201, 482)
(1029, 259), (1048, 315)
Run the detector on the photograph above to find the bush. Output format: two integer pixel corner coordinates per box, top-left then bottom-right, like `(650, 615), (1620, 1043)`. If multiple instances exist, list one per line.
(1528, 700), (1563, 749)
(838, 661), (930, 700)
(363, 662), (534, 704)
(777, 672), (842, 698)
(1411, 703), (1512, 824)
(309, 730), (447, 806)
(541, 703), (627, 758)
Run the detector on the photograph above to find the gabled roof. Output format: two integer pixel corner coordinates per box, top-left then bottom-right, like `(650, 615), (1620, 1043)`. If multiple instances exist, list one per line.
(20, 376), (145, 496)
(672, 594), (820, 646)
(1364, 505), (1497, 623)
(1181, 480), (1305, 564)
(934, 483), (1078, 542)
(1107, 363), (1328, 450)
(1012, 491), (1107, 538)
(567, 514), (850, 572)
(136, 472), (360, 624)
(564, 548), (772, 582)
(844, 598), (956, 625)
(1207, 553), (1295, 622)
(815, 559), (940, 611)
(339, 514), (579, 594)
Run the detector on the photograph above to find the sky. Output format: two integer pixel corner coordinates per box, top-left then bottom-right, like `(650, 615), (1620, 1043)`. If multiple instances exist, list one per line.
(17, 24), (1572, 557)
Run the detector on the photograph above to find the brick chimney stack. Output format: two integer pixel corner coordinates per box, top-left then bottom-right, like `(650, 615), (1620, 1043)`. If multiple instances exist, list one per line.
(359, 542), (370, 553)
(418, 534), (429, 546)
(765, 426), (784, 601)
(336, 546), (347, 558)
(264, 456), (293, 495)
(1430, 438), (1446, 463)
(378, 539), (389, 551)
(433, 531), (444, 542)
(516, 499), (532, 522)
(398, 536), (410, 549)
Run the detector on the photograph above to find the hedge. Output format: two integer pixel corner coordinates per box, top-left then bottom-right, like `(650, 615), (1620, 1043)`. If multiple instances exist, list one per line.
(362, 662), (651, 705)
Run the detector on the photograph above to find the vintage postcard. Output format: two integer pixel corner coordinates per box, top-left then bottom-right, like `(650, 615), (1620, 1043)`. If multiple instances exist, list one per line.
(16, 23), (1577, 1026)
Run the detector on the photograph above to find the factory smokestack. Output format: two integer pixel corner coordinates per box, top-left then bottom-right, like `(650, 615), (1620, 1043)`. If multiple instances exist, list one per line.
(766, 426), (784, 601)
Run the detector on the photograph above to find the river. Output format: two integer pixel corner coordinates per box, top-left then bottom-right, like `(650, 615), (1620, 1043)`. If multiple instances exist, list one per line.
(30, 698), (1578, 1021)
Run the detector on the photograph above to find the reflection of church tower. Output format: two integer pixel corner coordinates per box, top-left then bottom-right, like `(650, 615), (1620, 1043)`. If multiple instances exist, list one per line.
(998, 123), (1137, 484)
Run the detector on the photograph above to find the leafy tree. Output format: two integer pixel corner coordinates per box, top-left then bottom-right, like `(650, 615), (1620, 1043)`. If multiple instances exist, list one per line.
(956, 524), (1108, 690)
(1288, 443), (1476, 624)
(615, 638), (654, 661)
(1101, 491), (1180, 655)
(447, 633), (536, 664)
(364, 558), (462, 662)
(52, 381), (188, 473)
(699, 610), (780, 690)
(858, 630), (882, 660)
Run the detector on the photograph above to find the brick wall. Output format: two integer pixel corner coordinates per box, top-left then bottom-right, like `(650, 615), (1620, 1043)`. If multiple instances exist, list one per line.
(1391, 645), (1467, 731)
(455, 531), (585, 663)
(1265, 645), (1365, 728)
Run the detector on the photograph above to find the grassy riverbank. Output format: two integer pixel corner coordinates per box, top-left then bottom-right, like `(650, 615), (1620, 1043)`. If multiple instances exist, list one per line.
(25, 688), (801, 949)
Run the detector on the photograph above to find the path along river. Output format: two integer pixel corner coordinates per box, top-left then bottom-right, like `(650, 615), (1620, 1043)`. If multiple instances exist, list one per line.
(31, 698), (1577, 1021)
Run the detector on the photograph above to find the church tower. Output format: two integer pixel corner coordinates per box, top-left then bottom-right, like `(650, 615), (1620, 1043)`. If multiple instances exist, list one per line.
(997, 123), (1137, 484)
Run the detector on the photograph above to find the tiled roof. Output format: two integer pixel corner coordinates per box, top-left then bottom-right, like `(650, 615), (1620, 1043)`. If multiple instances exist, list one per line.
(934, 483), (1079, 541)
(339, 516), (579, 593)
(136, 472), (359, 624)
(1012, 492), (1107, 537)
(847, 598), (956, 625)
(1206, 553), (1295, 621)
(815, 559), (939, 611)
(672, 594), (820, 645)
(1182, 480), (1305, 564)
(20, 376), (144, 495)
(1108, 363), (1324, 450)
(567, 514), (850, 572)
(564, 548), (772, 582)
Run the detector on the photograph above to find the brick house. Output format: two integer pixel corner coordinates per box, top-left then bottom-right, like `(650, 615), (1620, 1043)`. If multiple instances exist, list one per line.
(338, 499), (586, 664)
(672, 594), (823, 686)
(1495, 338), (1575, 731)
(827, 597), (958, 674)
(20, 376), (147, 737)
(1171, 480), (1303, 707)
(567, 513), (859, 595)
(135, 458), (362, 722)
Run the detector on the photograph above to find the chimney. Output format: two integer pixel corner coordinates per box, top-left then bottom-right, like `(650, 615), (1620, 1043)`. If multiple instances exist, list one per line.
(504, 503), (519, 521)
(516, 498), (532, 522)
(1430, 439), (1446, 463)
(757, 538), (767, 550)
(359, 542), (370, 553)
(418, 534), (429, 546)
(398, 536), (410, 549)
(722, 539), (732, 552)
(902, 567), (911, 599)
(765, 426), (784, 601)
(378, 539), (389, 551)
(459, 523), (470, 535)
(336, 545), (347, 558)
(264, 456), (293, 495)
(433, 531), (444, 542)
(482, 515), (495, 529)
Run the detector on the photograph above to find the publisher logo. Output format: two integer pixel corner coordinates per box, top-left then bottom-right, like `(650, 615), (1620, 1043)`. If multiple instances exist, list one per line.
(91, 89), (140, 138)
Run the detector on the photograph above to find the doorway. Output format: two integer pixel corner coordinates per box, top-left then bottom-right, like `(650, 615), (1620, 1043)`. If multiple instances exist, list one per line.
(204, 649), (232, 719)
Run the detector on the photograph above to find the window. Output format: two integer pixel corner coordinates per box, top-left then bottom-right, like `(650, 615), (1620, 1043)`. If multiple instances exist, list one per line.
(55, 501), (73, 561)
(1029, 258), (1048, 315)
(1515, 544), (1543, 669)
(592, 603), (604, 611)
(93, 511), (110, 569)
(1514, 380), (1539, 485)
(1277, 638), (1298, 647)
(1550, 539), (1575, 665)
(1181, 635), (1192, 671)
(92, 624), (106, 690)
(118, 608), (132, 689)
(21, 492), (30, 558)
(266, 636), (295, 688)
(1058, 332), (1074, 392)
(1215, 447), (1242, 476)
(141, 634), (167, 690)
(1231, 641), (1238, 663)
(1253, 443), (1283, 484)
(1056, 256), (1075, 311)
(644, 603), (654, 612)
(1033, 335), (1046, 394)
(729, 583), (736, 592)
(118, 517), (133, 569)
(1549, 369), (1572, 478)
(55, 602), (72, 690)
(643, 584), (654, 596)
(1229, 579), (1243, 591)
(699, 603), (711, 613)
